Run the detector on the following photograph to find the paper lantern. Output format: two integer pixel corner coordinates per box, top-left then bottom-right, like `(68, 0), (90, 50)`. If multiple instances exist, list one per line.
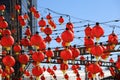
(18, 54), (29, 64)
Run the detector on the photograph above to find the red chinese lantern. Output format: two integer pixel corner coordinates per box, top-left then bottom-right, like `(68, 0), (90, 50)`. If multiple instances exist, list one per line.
(2, 55), (15, 67)
(48, 19), (56, 29)
(39, 41), (46, 51)
(44, 25), (52, 35)
(30, 32), (44, 47)
(87, 63), (102, 74)
(15, 4), (21, 12)
(18, 15), (23, 21)
(64, 73), (69, 79)
(0, 20), (8, 29)
(13, 43), (21, 54)
(61, 28), (74, 44)
(38, 17), (46, 31)
(32, 51), (45, 63)
(53, 65), (57, 71)
(116, 61), (120, 70)
(84, 37), (94, 52)
(76, 77), (81, 80)
(108, 32), (118, 45)
(19, 19), (26, 27)
(90, 43), (103, 58)
(92, 22), (104, 41)
(60, 49), (72, 61)
(109, 67), (115, 76)
(46, 13), (52, 20)
(71, 45), (80, 59)
(44, 35), (52, 43)
(18, 54), (29, 64)
(60, 63), (69, 73)
(25, 27), (31, 37)
(80, 56), (86, 61)
(58, 16), (64, 24)
(1, 35), (14, 50)
(34, 11), (40, 19)
(0, 15), (5, 21)
(2, 29), (11, 36)
(32, 66), (43, 77)
(109, 58), (114, 63)
(66, 22), (74, 29)
(41, 75), (45, 80)
(4, 67), (14, 75)
(20, 36), (31, 47)
(30, 5), (36, 13)
(23, 13), (29, 20)
(55, 36), (61, 43)
(0, 68), (3, 74)
(24, 70), (30, 77)
(45, 48), (54, 62)
(0, 4), (6, 12)
(84, 24), (94, 39)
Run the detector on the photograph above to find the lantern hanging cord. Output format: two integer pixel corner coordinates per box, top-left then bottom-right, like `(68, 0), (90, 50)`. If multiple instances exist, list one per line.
(46, 8), (71, 22)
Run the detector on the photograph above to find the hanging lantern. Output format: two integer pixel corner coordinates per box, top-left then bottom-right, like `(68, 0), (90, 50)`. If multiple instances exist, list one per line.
(15, 4), (21, 13)
(116, 61), (120, 70)
(84, 24), (94, 39)
(32, 51), (45, 64)
(2, 29), (11, 36)
(64, 73), (69, 80)
(2, 55), (15, 67)
(19, 19), (26, 27)
(60, 63), (69, 74)
(24, 70), (30, 77)
(13, 43), (21, 54)
(90, 43), (103, 58)
(23, 13), (29, 20)
(34, 11), (40, 19)
(4, 67), (14, 75)
(109, 58), (114, 63)
(58, 16), (64, 24)
(0, 4), (6, 12)
(66, 22), (74, 33)
(18, 54), (29, 64)
(39, 41), (46, 51)
(48, 19), (56, 29)
(0, 20), (8, 29)
(92, 22), (104, 41)
(45, 47), (54, 62)
(30, 32), (44, 49)
(87, 63), (102, 74)
(20, 36), (31, 47)
(1, 35), (14, 50)
(46, 13), (52, 20)
(84, 37), (94, 52)
(108, 32), (118, 46)
(0, 15), (5, 21)
(76, 77), (81, 80)
(60, 48), (72, 61)
(18, 15), (23, 21)
(44, 25), (52, 35)
(61, 28), (74, 45)
(30, 5), (36, 13)
(71, 45), (80, 59)
(80, 55), (86, 61)
(55, 36), (61, 43)
(41, 75), (45, 80)
(32, 66), (43, 78)
(53, 65), (57, 71)
(25, 27), (31, 38)
(38, 17), (46, 31)
(44, 35), (52, 43)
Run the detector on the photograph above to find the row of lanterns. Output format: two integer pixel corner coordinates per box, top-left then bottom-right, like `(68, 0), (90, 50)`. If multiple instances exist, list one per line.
(0, 3), (119, 80)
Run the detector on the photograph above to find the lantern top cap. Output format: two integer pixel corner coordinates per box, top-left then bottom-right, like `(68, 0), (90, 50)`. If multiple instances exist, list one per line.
(96, 22), (99, 25)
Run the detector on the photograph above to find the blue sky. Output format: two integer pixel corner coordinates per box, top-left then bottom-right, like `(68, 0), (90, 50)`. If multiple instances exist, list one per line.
(38, 0), (120, 22)
(37, 0), (120, 47)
